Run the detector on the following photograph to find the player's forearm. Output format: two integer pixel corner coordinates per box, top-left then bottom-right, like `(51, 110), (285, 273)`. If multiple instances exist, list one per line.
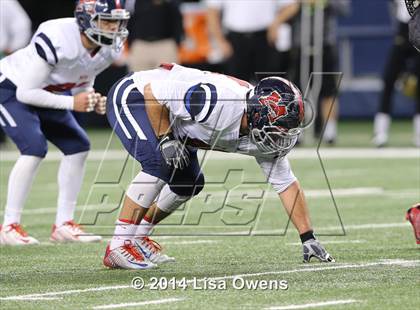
(278, 181), (313, 234)
(13, 52), (73, 110)
(144, 83), (171, 138)
(272, 3), (299, 28)
(16, 87), (74, 110)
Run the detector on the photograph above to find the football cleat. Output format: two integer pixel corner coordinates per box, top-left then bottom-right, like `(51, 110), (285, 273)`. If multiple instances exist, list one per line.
(0, 223), (40, 246)
(303, 239), (335, 263)
(406, 204), (420, 244)
(372, 133), (388, 148)
(103, 240), (157, 270)
(134, 236), (175, 264)
(50, 220), (102, 243)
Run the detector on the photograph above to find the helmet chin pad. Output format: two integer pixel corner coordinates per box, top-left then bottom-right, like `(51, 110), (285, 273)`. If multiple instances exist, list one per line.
(251, 126), (301, 156)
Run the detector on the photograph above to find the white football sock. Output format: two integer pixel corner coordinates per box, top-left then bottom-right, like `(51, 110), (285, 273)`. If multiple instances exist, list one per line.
(55, 151), (88, 226)
(110, 219), (138, 250)
(414, 114), (420, 147)
(136, 218), (155, 237)
(323, 119), (337, 142)
(3, 155), (43, 226)
(373, 113), (391, 146)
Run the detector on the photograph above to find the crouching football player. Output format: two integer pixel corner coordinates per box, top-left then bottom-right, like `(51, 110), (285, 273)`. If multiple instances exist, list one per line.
(0, 0), (130, 245)
(103, 63), (335, 269)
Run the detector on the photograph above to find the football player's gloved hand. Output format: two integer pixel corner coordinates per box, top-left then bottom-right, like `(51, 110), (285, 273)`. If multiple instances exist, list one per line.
(86, 91), (97, 112)
(94, 94), (107, 115)
(302, 239), (335, 263)
(158, 133), (190, 170)
(73, 91), (96, 112)
(73, 90), (106, 114)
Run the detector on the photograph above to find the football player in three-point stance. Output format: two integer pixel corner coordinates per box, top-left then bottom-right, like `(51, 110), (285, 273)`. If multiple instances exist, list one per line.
(104, 63), (335, 269)
(0, 0), (130, 245)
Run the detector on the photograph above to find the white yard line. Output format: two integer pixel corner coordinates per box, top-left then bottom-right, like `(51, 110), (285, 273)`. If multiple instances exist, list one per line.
(1, 259), (418, 301)
(286, 240), (366, 246)
(7, 297), (62, 301)
(92, 298), (185, 309)
(265, 299), (358, 310)
(153, 240), (218, 245)
(3, 187), (415, 217)
(197, 222), (410, 236)
(322, 222), (410, 231)
(1, 148), (419, 162)
(256, 222), (410, 234)
(100, 239), (218, 246)
(0, 205), (108, 216)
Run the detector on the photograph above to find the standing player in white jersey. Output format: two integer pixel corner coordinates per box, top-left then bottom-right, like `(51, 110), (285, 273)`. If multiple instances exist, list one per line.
(104, 63), (335, 269)
(0, 0), (130, 245)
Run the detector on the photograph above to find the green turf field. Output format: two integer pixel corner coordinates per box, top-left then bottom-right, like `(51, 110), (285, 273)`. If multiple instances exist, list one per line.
(0, 121), (419, 309)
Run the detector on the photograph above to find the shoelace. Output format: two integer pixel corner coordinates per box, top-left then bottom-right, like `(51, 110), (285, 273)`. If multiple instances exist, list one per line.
(142, 236), (162, 253)
(10, 224), (28, 237)
(123, 241), (145, 261)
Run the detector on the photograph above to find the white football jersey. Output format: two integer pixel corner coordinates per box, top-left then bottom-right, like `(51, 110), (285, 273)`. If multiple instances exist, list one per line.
(0, 18), (119, 95)
(132, 64), (297, 193)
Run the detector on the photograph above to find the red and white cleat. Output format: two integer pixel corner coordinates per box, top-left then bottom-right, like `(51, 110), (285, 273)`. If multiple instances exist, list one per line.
(0, 223), (39, 246)
(50, 220), (102, 243)
(135, 236), (175, 264)
(103, 241), (156, 270)
(406, 204), (420, 245)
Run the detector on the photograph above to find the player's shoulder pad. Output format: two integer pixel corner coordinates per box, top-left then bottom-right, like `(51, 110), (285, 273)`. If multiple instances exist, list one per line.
(184, 82), (218, 123)
(32, 18), (80, 66)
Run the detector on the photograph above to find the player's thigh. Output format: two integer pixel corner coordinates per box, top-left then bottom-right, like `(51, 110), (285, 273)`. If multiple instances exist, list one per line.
(0, 92), (48, 157)
(38, 109), (90, 155)
(169, 150), (205, 196)
(106, 74), (171, 181)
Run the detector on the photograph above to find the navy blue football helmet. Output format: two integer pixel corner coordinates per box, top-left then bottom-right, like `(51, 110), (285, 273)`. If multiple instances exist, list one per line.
(75, 0), (130, 51)
(247, 77), (304, 156)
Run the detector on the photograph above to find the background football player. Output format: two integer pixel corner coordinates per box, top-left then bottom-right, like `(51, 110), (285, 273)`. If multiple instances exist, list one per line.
(0, 0), (130, 245)
(103, 63), (334, 269)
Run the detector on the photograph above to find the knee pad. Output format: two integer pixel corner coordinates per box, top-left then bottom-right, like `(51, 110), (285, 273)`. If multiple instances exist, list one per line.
(126, 171), (166, 208)
(169, 173), (205, 197)
(157, 185), (191, 213)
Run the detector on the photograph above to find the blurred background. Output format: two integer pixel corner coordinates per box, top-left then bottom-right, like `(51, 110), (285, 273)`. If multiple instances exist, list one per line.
(1, 0), (419, 147)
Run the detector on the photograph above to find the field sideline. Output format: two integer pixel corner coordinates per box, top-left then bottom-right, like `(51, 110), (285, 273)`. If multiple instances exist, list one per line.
(0, 120), (419, 309)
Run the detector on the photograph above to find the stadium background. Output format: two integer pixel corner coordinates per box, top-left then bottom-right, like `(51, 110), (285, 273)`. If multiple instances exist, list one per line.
(14, 0), (418, 127)
(1, 1), (419, 309)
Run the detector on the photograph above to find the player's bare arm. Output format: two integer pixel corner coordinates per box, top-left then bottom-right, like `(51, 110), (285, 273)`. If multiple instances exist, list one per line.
(144, 83), (190, 169)
(144, 83), (171, 137)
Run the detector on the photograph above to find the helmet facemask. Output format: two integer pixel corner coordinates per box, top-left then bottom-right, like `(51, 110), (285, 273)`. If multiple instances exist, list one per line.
(85, 9), (130, 51)
(250, 120), (301, 157)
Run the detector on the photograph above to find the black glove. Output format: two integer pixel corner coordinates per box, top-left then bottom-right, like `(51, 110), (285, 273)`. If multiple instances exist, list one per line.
(158, 133), (190, 170)
(409, 4), (420, 52)
(302, 239), (335, 263)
